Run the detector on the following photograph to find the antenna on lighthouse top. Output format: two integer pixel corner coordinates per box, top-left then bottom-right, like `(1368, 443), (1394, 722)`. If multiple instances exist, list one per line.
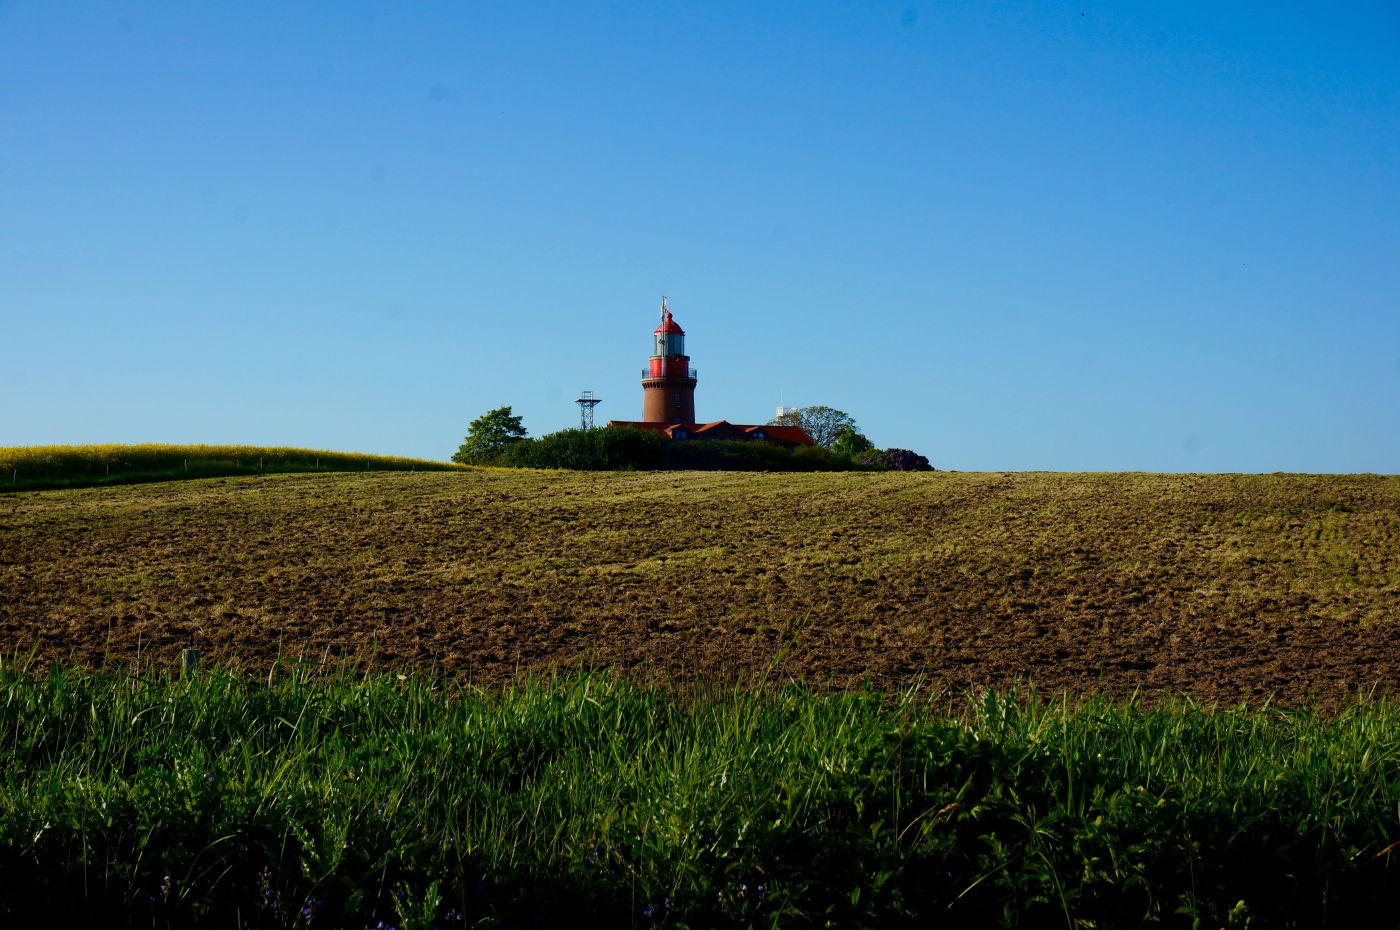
(661, 295), (668, 320)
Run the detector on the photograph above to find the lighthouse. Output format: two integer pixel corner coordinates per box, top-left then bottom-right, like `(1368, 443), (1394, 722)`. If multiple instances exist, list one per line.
(641, 297), (697, 424)
(608, 297), (814, 447)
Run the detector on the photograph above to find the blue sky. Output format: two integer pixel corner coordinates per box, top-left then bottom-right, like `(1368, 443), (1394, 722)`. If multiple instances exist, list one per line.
(3, 1), (1397, 472)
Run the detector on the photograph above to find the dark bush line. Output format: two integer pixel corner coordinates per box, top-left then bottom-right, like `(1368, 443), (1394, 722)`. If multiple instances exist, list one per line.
(497, 426), (932, 472)
(858, 447), (933, 471)
(497, 425), (669, 470)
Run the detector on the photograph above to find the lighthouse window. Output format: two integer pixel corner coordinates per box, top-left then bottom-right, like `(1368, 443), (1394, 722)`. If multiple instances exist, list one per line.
(673, 392), (681, 406)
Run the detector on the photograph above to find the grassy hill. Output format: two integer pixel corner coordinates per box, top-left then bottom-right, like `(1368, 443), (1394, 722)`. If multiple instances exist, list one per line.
(6, 468), (1400, 926)
(3, 468), (1397, 705)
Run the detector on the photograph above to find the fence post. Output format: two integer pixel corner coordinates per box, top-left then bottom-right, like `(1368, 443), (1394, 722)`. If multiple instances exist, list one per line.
(180, 648), (201, 678)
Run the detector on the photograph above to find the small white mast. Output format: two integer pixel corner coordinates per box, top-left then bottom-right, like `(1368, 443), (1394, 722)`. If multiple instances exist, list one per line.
(658, 295), (668, 356)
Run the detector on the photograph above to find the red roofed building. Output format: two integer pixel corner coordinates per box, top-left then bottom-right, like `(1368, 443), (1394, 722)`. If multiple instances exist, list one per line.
(607, 298), (814, 448)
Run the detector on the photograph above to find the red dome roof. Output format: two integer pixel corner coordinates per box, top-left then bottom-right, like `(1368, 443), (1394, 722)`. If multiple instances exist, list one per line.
(653, 311), (685, 335)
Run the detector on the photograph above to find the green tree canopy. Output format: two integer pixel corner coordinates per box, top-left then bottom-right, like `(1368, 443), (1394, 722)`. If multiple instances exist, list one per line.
(831, 427), (875, 458)
(768, 405), (859, 449)
(452, 406), (527, 464)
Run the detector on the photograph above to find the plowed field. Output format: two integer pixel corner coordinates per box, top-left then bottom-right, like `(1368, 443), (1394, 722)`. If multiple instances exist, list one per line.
(3, 470), (1398, 705)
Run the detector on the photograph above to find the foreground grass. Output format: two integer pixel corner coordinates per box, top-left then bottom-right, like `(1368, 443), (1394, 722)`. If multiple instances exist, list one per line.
(3, 666), (1399, 928)
(0, 443), (468, 491)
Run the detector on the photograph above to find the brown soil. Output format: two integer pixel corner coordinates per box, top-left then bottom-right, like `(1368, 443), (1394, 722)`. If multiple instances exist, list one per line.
(2, 470), (1398, 706)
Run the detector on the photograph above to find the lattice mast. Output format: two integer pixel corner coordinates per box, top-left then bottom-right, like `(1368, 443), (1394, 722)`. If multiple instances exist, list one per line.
(575, 390), (602, 430)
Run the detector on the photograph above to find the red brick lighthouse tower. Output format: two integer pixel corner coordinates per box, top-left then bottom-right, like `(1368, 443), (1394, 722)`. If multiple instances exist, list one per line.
(642, 297), (697, 424)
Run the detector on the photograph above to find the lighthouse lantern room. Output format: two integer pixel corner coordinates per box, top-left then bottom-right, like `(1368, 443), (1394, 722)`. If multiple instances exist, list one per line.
(641, 297), (698, 423)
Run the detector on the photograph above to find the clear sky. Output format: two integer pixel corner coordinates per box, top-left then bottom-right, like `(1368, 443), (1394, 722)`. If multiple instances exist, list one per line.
(3, 1), (1397, 472)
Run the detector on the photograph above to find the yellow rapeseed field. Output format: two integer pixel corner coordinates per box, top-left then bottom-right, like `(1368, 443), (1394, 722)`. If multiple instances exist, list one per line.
(0, 443), (470, 488)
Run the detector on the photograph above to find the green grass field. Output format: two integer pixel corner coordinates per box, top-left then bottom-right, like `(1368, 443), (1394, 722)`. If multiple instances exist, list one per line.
(4, 663), (1400, 928)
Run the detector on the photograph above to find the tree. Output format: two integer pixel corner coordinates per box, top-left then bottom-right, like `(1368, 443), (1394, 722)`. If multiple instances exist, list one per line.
(768, 405), (858, 449)
(831, 427), (875, 458)
(452, 406), (527, 464)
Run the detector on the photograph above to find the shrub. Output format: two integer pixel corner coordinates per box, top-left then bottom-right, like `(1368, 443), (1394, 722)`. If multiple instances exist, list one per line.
(497, 426), (667, 470)
(880, 448), (934, 471)
(661, 439), (874, 472)
(662, 439), (797, 471)
(856, 448), (934, 471)
(497, 429), (883, 472)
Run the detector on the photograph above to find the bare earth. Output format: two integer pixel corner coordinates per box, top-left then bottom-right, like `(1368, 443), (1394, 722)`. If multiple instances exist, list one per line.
(2, 469), (1398, 706)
